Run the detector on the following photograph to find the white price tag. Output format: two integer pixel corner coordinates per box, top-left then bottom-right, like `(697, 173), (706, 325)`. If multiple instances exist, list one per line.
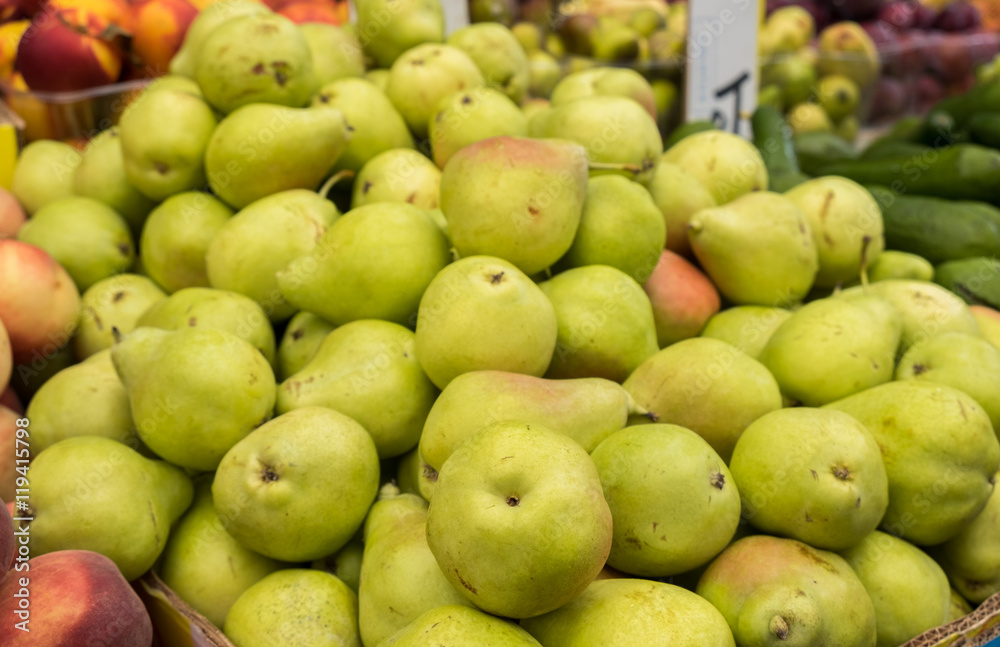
(685, 0), (760, 138)
(441, 0), (470, 35)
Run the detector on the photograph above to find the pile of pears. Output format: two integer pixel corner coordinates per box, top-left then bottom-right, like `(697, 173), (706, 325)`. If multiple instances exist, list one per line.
(5, 0), (1000, 646)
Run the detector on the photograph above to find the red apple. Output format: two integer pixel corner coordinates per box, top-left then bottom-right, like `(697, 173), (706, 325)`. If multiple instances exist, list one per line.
(643, 250), (722, 348)
(0, 502), (13, 572)
(0, 405), (17, 503)
(279, 0), (346, 25)
(130, 0), (198, 75)
(0, 187), (25, 240)
(0, 387), (21, 414)
(0, 550), (154, 645)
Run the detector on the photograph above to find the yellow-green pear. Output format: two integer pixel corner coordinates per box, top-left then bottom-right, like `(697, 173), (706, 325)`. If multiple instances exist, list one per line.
(145, 74), (203, 95)
(661, 130), (768, 204)
(521, 579), (735, 647)
(731, 408), (889, 551)
(550, 67), (657, 119)
(112, 327), (276, 471)
(817, 21), (880, 88)
(73, 128), (156, 236)
(841, 531), (951, 647)
(299, 23), (365, 86)
(276, 311), (336, 381)
(700, 306), (792, 359)
(527, 50), (561, 99)
(646, 160), (717, 257)
(158, 478), (286, 628)
(429, 87), (528, 168)
(10, 140), (80, 215)
(972, 305), (1000, 349)
(367, 69), (390, 92)
(933, 472), (1000, 603)
(414, 256), (558, 389)
(447, 23), (529, 104)
(539, 265), (658, 382)
(379, 605), (540, 646)
(356, 0), (445, 69)
(826, 381), (1000, 545)
(276, 320), (437, 459)
(168, 0), (271, 78)
(866, 250), (935, 283)
(949, 588), (973, 620)
(689, 191), (819, 306)
(73, 274), (166, 360)
(224, 569), (360, 647)
(315, 533), (363, 594)
(277, 203), (450, 327)
(27, 436), (193, 580)
(395, 448), (423, 497)
(352, 149), (441, 211)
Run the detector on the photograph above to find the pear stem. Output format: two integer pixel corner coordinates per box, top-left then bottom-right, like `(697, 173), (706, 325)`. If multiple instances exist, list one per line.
(588, 162), (643, 175)
(318, 170), (354, 199)
(858, 235), (872, 289)
(111, 326), (123, 344)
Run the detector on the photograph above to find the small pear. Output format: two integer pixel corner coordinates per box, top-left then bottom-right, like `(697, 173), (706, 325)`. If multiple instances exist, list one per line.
(661, 130), (768, 204)
(644, 250), (722, 347)
(74, 274), (167, 360)
(527, 50), (561, 99)
(10, 140), (80, 215)
(550, 67), (657, 119)
(356, 0), (445, 68)
(315, 533), (364, 594)
(447, 23), (529, 104)
(299, 23), (365, 85)
(817, 21), (880, 88)
(366, 68), (390, 92)
(276, 311), (336, 381)
(933, 472), (1000, 603)
(168, 0), (270, 77)
(862, 250), (935, 283)
(429, 87), (528, 168)
(73, 128), (156, 236)
(700, 306), (793, 359)
(646, 160), (717, 257)
(352, 149), (441, 211)
(380, 605), (540, 646)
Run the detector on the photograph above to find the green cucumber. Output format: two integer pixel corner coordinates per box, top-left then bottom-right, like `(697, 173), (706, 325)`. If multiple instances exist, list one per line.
(793, 131), (858, 176)
(967, 112), (1000, 150)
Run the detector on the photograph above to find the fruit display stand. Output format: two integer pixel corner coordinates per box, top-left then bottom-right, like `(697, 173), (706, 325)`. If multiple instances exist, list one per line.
(903, 592), (1000, 646)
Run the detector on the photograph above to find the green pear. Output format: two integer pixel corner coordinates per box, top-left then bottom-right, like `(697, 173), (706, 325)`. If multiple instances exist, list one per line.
(17, 197), (134, 291)
(624, 338), (782, 463)
(759, 295), (901, 406)
(158, 478), (286, 628)
(783, 177), (885, 288)
(556, 175), (666, 280)
(276, 311), (336, 381)
(697, 535), (877, 647)
(527, 50), (561, 99)
(661, 130), (768, 204)
(429, 88), (528, 168)
(145, 74), (204, 95)
(841, 531), (951, 647)
(26, 350), (137, 454)
(276, 320), (437, 459)
(73, 274), (166, 360)
(826, 381), (1000, 546)
(447, 23), (529, 104)
(550, 68), (657, 119)
(379, 605), (540, 646)
(395, 448), (423, 497)
(312, 78), (415, 173)
(646, 160), (717, 257)
(315, 532), (363, 594)
(28, 436), (193, 580)
(896, 331), (1000, 432)
(366, 69), (390, 92)
(212, 407), (380, 562)
(356, 0), (445, 68)
(933, 472), (1000, 603)
(731, 408), (889, 551)
(206, 189), (338, 321)
(539, 265), (659, 382)
(512, 21), (542, 52)
(439, 136), (588, 275)
(817, 21), (880, 88)
(224, 569), (360, 647)
(205, 104), (348, 209)
(425, 421), (612, 618)
(521, 97), (549, 122)
(414, 256), (558, 389)
(139, 192), (233, 293)
(137, 287), (276, 365)
(689, 191), (819, 306)
(700, 307), (792, 359)
(521, 579), (735, 647)
(352, 149), (441, 211)
(119, 88), (217, 201)
(73, 128), (156, 236)
(10, 140), (80, 215)
(359, 490), (471, 645)
(867, 250), (934, 283)
(168, 0), (271, 78)
(112, 327), (276, 471)
(299, 23), (365, 86)
(277, 202), (450, 327)
(195, 13), (316, 114)
(591, 424), (740, 576)
(386, 44), (485, 139)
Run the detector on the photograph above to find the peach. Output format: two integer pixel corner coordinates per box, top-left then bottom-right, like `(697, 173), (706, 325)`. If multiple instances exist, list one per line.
(279, 0), (348, 25)
(0, 386), (22, 414)
(16, 7), (124, 93)
(0, 20), (28, 78)
(0, 241), (80, 364)
(50, 0), (133, 31)
(0, 501), (13, 572)
(0, 187), (25, 239)
(0, 405), (17, 503)
(643, 250), (721, 348)
(130, 0), (198, 75)
(0, 550), (154, 645)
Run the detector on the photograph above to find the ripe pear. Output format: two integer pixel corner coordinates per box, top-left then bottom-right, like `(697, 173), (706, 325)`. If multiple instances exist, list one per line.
(592, 425), (740, 576)
(386, 44), (485, 139)
(557, 175), (666, 280)
(847, 533), (952, 647)
(17, 197), (134, 291)
(644, 250), (721, 347)
(276, 320), (437, 459)
(112, 327), (276, 471)
(539, 265), (658, 382)
(697, 535), (877, 647)
(74, 274), (166, 360)
(933, 472), (1000, 603)
(972, 305), (1000, 349)
(439, 136), (587, 275)
(949, 588), (974, 620)
(826, 381), (1000, 545)
(119, 88), (217, 201)
(158, 478), (286, 628)
(137, 287), (276, 364)
(731, 408), (889, 551)
(395, 448), (423, 496)
(277, 312), (336, 381)
(10, 140), (80, 215)
(866, 250), (934, 283)
(300, 23), (365, 86)
(661, 131), (768, 204)
(212, 407), (380, 562)
(312, 79), (415, 173)
(700, 307), (791, 359)
(689, 191), (819, 306)
(224, 569), (360, 647)
(206, 189), (338, 321)
(73, 128), (155, 235)
(195, 13), (316, 114)
(646, 160), (717, 256)
(527, 50), (561, 99)
(818, 21), (880, 88)
(447, 23), (529, 104)
(356, 0), (445, 68)
(277, 202), (450, 327)
(425, 421), (612, 618)
(550, 67), (657, 118)
(28, 436), (193, 580)
(367, 69), (390, 91)
(896, 331), (1000, 432)
(359, 490), (471, 645)
(429, 88), (528, 168)
(414, 256), (558, 389)
(352, 149), (441, 211)
(759, 295), (901, 406)
(623, 338), (783, 463)
(521, 579), (735, 647)
(205, 104), (348, 209)
(168, 0), (270, 77)
(379, 605), (541, 646)
(139, 192), (234, 293)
